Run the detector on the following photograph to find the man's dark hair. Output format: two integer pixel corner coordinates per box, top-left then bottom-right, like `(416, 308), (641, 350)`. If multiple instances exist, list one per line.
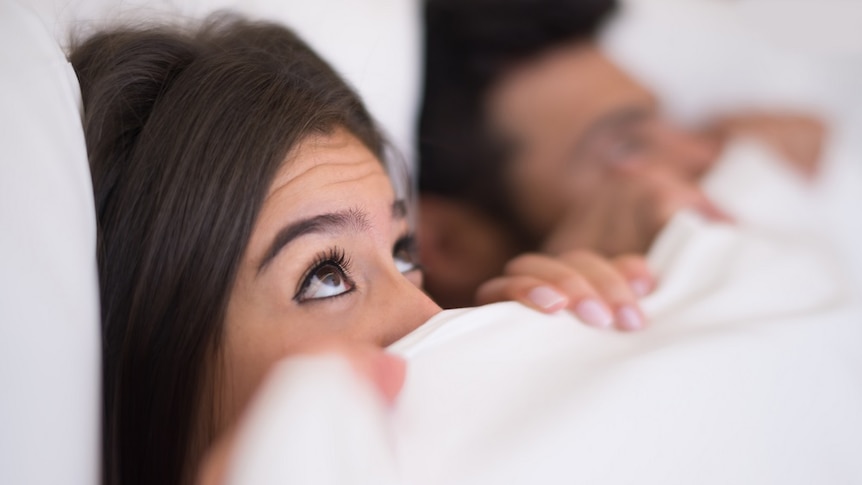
(70, 16), (382, 485)
(418, 0), (618, 238)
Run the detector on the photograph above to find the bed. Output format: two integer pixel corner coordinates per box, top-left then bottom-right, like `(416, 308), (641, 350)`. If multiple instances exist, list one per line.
(2, 1), (860, 484)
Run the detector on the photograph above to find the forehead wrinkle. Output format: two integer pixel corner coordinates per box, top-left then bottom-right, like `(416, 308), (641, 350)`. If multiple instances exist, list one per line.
(255, 153), (394, 247)
(265, 155), (386, 208)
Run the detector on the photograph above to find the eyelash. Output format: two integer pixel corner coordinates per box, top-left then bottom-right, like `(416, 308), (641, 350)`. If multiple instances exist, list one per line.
(293, 233), (420, 303)
(393, 233), (420, 266)
(293, 247), (353, 303)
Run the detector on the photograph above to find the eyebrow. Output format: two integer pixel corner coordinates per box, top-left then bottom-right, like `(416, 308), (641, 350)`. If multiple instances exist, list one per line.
(257, 199), (408, 273)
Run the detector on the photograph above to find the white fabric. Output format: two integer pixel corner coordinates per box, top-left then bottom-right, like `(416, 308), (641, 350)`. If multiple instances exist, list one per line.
(28, 0), (422, 168)
(0, 2), (100, 485)
(602, 0), (862, 126)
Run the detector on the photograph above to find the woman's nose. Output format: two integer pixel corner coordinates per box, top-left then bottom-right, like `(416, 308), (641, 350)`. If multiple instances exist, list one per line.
(376, 269), (442, 346)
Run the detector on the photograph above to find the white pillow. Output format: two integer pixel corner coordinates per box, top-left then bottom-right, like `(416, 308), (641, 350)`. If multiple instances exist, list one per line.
(602, 0), (862, 125)
(29, 0), (422, 169)
(0, 2), (100, 485)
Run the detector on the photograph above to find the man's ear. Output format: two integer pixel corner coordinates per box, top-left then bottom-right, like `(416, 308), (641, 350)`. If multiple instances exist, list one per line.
(417, 194), (477, 308)
(416, 194), (456, 274)
(416, 193), (470, 307)
(416, 194), (517, 309)
(416, 194), (487, 275)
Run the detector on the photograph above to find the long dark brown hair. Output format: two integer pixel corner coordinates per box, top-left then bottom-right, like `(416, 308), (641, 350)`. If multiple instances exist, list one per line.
(70, 16), (383, 485)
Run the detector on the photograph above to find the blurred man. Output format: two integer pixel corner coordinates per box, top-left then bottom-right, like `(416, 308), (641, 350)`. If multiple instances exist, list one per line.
(416, 0), (823, 307)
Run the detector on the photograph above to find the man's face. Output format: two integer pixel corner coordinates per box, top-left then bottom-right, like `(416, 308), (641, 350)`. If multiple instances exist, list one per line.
(487, 43), (717, 242)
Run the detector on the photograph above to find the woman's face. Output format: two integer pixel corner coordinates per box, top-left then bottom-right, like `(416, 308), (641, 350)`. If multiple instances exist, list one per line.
(220, 128), (441, 426)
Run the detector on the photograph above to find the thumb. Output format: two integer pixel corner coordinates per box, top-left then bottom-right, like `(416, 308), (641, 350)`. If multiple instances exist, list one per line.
(691, 189), (734, 223)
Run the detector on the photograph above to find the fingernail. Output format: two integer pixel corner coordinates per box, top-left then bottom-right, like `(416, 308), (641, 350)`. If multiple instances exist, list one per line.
(630, 279), (653, 297)
(575, 298), (614, 328)
(376, 353), (406, 406)
(527, 286), (568, 311)
(617, 306), (645, 331)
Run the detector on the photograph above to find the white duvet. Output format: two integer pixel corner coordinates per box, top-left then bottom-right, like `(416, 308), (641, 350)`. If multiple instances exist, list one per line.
(225, 138), (862, 484)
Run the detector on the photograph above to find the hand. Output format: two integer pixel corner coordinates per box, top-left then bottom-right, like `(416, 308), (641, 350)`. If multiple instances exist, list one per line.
(541, 164), (732, 257)
(475, 249), (655, 331)
(195, 341), (405, 485)
(707, 113), (826, 178)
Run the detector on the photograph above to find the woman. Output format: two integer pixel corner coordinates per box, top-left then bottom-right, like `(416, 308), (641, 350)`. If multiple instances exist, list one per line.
(71, 16), (653, 485)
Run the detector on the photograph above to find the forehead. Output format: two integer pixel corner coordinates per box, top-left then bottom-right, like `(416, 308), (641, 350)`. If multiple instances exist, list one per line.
(488, 43), (653, 139)
(265, 128), (393, 219)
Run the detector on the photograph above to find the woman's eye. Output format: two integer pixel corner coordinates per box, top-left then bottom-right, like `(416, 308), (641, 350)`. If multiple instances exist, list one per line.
(297, 263), (354, 302)
(393, 235), (420, 274)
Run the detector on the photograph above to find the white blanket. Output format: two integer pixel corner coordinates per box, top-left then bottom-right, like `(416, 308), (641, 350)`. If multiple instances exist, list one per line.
(225, 139), (862, 484)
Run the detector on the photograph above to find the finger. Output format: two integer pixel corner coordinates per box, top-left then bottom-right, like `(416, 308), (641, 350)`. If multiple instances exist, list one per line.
(698, 200), (733, 223)
(476, 275), (569, 313)
(363, 351), (406, 407)
(301, 341), (406, 406)
(613, 254), (656, 297)
(508, 251), (647, 330)
(479, 273), (626, 330)
(780, 119), (825, 178)
(653, 177), (733, 225)
(691, 190), (734, 223)
(503, 253), (621, 328)
(558, 251), (647, 331)
(341, 347), (406, 407)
